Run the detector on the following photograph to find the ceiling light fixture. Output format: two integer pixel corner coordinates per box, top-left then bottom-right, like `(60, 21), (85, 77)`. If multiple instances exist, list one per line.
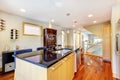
(66, 13), (71, 16)
(20, 8), (26, 12)
(88, 14), (93, 18)
(93, 21), (97, 23)
(51, 19), (55, 22)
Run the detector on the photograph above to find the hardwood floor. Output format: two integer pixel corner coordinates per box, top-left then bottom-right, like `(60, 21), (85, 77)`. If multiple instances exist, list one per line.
(74, 54), (114, 80)
(0, 71), (14, 80)
(0, 54), (118, 80)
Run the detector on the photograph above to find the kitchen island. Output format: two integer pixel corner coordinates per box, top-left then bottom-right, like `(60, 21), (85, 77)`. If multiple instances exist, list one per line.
(14, 49), (75, 80)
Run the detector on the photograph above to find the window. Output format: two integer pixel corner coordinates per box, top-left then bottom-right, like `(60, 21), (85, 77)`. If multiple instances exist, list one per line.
(62, 31), (65, 47)
(23, 22), (42, 36)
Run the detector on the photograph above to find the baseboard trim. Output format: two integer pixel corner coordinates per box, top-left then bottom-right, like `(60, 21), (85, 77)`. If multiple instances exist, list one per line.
(103, 59), (111, 63)
(113, 73), (120, 79)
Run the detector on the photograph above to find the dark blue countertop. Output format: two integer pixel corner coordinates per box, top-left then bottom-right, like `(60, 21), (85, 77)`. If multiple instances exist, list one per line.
(16, 49), (73, 68)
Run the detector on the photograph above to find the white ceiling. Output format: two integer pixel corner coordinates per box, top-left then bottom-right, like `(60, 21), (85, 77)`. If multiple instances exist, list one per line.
(0, 0), (120, 28)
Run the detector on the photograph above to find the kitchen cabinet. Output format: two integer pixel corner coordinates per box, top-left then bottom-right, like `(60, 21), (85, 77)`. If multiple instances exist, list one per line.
(48, 53), (75, 80)
(44, 28), (57, 48)
(15, 52), (75, 80)
(66, 53), (74, 80)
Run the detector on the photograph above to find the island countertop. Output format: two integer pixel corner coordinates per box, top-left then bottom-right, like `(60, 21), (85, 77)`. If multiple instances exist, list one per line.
(16, 49), (73, 68)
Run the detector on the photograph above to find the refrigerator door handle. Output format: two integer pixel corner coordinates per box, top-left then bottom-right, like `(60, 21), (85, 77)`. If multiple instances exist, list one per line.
(116, 34), (120, 55)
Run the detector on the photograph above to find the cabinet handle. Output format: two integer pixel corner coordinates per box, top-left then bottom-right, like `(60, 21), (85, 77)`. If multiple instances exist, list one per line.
(51, 61), (64, 70)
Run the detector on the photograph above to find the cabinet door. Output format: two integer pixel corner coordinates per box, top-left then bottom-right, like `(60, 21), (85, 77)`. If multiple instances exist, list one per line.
(66, 53), (75, 80)
(48, 53), (75, 80)
(48, 60), (66, 80)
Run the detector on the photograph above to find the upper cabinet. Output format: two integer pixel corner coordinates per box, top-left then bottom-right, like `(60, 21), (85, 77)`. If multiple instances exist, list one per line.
(44, 28), (57, 48)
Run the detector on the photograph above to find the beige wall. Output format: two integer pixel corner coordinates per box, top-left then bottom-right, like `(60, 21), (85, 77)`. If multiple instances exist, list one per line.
(84, 22), (111, 61)
(102, 22), (111, 61)
(0, 11), (65, 56)
(84, 24), (103, 38)
(67, 30), (82, 49)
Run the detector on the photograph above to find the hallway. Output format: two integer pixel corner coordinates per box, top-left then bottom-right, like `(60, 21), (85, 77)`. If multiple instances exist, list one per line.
(74, 54), (113, 80)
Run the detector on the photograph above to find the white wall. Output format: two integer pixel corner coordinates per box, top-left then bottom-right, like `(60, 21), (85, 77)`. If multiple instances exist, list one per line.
(0, 11), (64, 56)
(67, 30), (82, 50)
(67, 30), (73, 47)
(111, 5), (120, 79)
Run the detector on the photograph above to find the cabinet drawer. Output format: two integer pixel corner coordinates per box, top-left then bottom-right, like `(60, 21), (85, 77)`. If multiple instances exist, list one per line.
(5, 62), (14, 72)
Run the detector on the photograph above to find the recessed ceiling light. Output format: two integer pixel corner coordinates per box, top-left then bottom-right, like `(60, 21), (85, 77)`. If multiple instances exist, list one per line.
(73, 20), (77, 23)
(20, 8), (26, 12)
(93, 21), (97, 23)
(51, 19), (55, 22)
(66, 13), (71, 16)
(88, 14), (93, 18)
(55, 2), (63, 7)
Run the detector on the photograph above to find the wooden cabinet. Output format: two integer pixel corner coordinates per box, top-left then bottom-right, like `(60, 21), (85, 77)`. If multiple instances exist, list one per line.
(15, 53), (75, 80)
(66, 53), (74, 80)
(44, 28), (57, 48)
(48, 53), (75, 80)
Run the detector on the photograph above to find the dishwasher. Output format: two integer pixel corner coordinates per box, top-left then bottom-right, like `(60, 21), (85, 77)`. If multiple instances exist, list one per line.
(75, 48), (81, 72)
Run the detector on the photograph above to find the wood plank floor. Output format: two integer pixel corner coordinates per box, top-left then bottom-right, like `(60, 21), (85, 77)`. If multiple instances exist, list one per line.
(74, 54), (114, 80)
(0, 71), (14, 80)
(0, 54), (118, 80)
